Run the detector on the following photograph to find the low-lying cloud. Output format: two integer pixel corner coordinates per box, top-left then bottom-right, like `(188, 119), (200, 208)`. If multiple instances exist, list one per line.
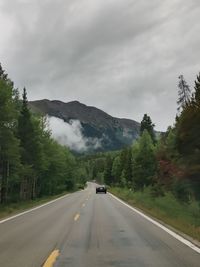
(47, 116), (101, 152)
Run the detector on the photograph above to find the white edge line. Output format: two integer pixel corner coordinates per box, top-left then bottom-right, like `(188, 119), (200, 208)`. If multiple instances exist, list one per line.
(0, 193), (71, 224)
(109, 192), (200, 254)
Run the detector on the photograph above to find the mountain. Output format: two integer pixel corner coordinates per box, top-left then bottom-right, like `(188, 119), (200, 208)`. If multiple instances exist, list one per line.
(29, 99), (140, 152)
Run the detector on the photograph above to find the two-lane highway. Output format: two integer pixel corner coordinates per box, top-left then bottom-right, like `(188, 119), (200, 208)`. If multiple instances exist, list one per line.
(0, 182), (200, 267)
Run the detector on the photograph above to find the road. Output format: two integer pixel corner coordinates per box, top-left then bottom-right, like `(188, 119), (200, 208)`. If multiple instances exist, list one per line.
(0, 182), (200, 267)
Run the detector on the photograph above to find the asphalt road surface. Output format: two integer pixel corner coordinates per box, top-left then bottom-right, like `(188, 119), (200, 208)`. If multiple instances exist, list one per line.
(0, 182), (200, 267)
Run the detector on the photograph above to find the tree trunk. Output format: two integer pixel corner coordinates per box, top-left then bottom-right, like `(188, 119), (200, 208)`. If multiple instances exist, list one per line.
(20, 178), (28, 200)
(31, 176), (37, 199)
(0, 160), (8, 203)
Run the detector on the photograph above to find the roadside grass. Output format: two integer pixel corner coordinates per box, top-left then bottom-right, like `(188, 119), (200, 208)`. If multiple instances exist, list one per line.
(110, 187), (200, 242)
(0, 190), (77, 220)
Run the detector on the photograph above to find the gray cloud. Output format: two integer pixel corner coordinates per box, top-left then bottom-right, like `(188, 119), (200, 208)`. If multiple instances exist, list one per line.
(0, 0), (200, 131)
(48, 116), (101, 152)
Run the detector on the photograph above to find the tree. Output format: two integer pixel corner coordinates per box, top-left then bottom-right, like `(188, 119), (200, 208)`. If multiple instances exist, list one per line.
(176, 73), (200, 160)
(175, 73), (200, 199)
(0, 63), (8, 81)
(0, 64), (20, 203)
(122, 148), (132, 186)
(140, 114), (156, 143)
(177, 75), (191, 112)
(155, 127), (181, 190)
(104, 155), (113, 185)
(132, 130), (156, 190)
(111, 156), (121, 185)
(194, 72), (200, 105)
(17, 88), (45, 200)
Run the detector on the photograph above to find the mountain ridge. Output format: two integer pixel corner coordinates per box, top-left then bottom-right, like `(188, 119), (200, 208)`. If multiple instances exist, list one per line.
(29, 99), (140, 152)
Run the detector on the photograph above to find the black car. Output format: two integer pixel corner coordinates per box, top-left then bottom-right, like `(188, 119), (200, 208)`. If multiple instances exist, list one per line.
(96, 185), (107, 194)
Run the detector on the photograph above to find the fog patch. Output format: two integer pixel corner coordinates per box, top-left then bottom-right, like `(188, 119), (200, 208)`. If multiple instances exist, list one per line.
(122, 128), (132, 139)
(47, 116), (101, 152)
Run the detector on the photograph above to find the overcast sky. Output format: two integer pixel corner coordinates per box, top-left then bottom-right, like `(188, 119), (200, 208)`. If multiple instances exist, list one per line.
(0, 0), (200, 131)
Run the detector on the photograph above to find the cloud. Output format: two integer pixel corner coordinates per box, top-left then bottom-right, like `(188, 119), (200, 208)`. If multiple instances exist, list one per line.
(122, 128), (132, 139)
(0, 0), (200, 131)
(47, 116), (101, 152)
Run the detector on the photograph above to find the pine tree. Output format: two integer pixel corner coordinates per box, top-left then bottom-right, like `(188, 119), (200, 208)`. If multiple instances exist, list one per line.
(177, 75), (191, 112)
(0, 65), (20, 203)
(111, 156), (121, 185)
(123, 148), (132, 185)
(176, 73), (200, 159)
(175, 72), (200, 198)
(104, 155), (113, 185)
(18, 88), (45, 199)
(18, 88), (34, 161)
(140, 114), (156, 143)
(0, 63), (8, 81)
(194, 72), (200, 105)
(132, 130), (156, 190)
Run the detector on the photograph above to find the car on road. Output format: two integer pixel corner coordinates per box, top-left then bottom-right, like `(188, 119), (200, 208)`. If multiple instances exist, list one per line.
(96, 185), (107, 194)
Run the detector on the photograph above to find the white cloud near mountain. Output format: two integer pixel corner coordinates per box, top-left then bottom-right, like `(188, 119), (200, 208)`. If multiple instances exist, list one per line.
(48, 116), (101, 152)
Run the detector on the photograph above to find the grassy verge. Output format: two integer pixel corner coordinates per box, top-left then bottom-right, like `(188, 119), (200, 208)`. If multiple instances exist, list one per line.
(110, 187), (200, 242)
(0, 190), (75, 220)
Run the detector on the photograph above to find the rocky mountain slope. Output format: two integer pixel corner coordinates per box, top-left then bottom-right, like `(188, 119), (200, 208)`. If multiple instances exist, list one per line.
(29, 99), (140, 152)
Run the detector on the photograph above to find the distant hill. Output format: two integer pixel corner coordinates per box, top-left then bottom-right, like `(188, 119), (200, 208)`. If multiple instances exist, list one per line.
(29, 99), (140, 152)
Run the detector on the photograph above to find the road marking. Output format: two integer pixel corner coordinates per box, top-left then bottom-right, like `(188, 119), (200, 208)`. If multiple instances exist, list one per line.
(0, 194), (71, 224)
(43, 250), (59, 267)
(109, 193), (200, 254)
(74, 213), (80, 221)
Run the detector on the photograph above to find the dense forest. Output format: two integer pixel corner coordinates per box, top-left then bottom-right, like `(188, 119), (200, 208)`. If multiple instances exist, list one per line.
(0, 64), (87, 204)
(83, 73), (200, 203)
(1, 63), (200, 206)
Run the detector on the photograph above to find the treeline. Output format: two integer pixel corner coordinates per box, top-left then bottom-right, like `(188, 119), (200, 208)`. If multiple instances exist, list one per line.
(85, 73), (200, 202)
(0, 64), (86, 204)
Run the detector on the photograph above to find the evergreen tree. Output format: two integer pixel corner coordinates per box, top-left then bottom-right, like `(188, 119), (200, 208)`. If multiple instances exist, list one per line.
(132, 130), (156, 190)
(0, 63), (8, 81)
(176, 73), (200, 160)
(104, 155), (113, 185)
(0, 65), (20, 203)
(120, 169), (127, 187)
(176, 73), (200, 199)
(111, 156), (121, 185)
(177, 75), (191, 112)
(140, 114), (156, 143)
(155, 127), (180, 190)
(13, 88), (22, 115)
(194, 72), (200, 105)
(17, 88), (44, 199)
(123, 148), (132, 185)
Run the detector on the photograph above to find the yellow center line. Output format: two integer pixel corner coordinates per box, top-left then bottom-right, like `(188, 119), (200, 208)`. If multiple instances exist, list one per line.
(43, 250), (59, 267)
(74, 213), (80, 221)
